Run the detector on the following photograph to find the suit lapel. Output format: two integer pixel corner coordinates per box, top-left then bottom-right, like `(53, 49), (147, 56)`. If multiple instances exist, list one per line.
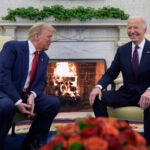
(21, 42), (29, 89)
(33, 52), (46, 81)
(126, 43), (133, 72)
(137, 40), (150, 77)
(140, 40), (150, 64)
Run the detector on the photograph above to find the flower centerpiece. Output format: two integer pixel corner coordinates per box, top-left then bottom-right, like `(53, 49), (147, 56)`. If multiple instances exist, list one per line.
(41, 117), (148, 150)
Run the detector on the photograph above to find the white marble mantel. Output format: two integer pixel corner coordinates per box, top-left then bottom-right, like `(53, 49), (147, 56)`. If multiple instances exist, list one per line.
(0, 19), (129, 67)
(0, 19), (127, 26)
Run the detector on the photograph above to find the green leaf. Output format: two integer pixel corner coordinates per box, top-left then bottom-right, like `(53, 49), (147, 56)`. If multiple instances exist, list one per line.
(1, 5), (130, 22)
(68, 142), (84, 150)
(52, 143), (63, 150)
(77, 118), (94, 130)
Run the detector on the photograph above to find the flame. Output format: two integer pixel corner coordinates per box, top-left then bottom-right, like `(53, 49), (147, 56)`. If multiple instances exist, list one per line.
(52, 62), (80, 99)
(54, 62), (76, 77)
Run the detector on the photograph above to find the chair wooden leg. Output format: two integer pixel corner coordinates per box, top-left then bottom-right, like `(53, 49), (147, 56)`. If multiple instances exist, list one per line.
(11, 122), (16, 136)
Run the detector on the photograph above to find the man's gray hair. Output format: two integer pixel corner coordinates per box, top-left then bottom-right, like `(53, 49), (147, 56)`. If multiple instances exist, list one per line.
(128, 16), (147, 28)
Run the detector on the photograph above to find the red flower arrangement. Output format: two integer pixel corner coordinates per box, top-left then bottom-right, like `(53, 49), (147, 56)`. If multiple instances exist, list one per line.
(41, 117), (148, 150)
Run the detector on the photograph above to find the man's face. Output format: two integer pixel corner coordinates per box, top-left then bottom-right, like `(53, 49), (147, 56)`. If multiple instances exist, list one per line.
(127, 18), (146, 45)
(37, 28), (54, 51)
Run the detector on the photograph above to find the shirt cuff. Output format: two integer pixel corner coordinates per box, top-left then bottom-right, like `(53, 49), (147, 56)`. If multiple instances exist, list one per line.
(30, 91), (37, 98)
(95, 84), (103, 90)
(15, 99), (23, 106)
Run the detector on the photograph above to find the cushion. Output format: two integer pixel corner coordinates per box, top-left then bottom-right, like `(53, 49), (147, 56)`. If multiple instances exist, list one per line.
(107, 106), (143, 122)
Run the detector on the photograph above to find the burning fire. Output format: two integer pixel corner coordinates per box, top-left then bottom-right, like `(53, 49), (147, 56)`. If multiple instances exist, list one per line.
(52, 62), (80, 100)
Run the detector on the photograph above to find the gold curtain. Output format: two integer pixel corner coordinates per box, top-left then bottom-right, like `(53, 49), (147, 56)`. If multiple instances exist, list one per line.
(0, 36), (12, 51)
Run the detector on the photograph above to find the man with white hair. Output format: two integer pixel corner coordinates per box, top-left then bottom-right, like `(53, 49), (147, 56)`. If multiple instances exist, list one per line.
(89, 16), (150, 145)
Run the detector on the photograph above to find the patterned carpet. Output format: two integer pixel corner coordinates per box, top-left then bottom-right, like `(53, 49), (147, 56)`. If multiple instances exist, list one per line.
(129, 121), (143, 133)
(8, 118), (144, 135)
(8, 118), (75, 135)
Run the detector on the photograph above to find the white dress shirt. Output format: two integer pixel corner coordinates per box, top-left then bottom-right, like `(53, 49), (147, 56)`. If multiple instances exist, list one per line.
(132, 39), (145, 64)
(15, 40), (37, 105)
(24, 40), (37, 89)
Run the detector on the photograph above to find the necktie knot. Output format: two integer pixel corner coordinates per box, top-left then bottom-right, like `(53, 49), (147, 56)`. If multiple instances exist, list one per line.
(34, 51), (39, 56)
(135, 45), (139, 50)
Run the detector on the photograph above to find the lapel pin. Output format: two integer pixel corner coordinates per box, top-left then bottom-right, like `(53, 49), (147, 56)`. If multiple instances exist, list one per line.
(146, 51), (150, 54)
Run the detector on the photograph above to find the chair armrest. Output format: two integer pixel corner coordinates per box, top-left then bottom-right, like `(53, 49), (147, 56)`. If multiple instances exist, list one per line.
(111, 77), (123, 90)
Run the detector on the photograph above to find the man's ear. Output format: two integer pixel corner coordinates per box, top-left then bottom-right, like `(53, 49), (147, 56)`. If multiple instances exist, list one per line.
(145, 27), (147, 33)
(34, 34), (39, 41)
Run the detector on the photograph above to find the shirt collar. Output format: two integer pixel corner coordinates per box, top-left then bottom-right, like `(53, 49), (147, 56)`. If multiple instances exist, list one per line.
(28, 40), (36, 54)
(132, 38), (145, 50)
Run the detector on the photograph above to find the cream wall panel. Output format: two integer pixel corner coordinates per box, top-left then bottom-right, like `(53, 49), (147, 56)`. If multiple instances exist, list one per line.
(0, 0), (150, 32)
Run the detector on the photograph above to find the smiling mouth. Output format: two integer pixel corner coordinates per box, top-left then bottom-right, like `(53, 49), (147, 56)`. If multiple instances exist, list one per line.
(129, 34), (138, 39)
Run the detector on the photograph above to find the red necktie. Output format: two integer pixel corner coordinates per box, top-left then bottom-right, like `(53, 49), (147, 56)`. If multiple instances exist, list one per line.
(28, 51), (39, 89)
(132, 45), (139, 76)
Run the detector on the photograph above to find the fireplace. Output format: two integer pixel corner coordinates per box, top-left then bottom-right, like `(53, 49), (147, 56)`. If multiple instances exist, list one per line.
(45, 59), (106, 112)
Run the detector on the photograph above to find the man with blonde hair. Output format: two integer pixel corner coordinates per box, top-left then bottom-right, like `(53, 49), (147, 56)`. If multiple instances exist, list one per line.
(0, 22), (60, 150)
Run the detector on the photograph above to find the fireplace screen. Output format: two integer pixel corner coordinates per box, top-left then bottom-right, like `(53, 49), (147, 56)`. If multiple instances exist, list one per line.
(45, 59), (106, 112)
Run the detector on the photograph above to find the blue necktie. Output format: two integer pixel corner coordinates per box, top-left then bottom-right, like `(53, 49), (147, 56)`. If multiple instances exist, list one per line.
(132, 45), (139, 76)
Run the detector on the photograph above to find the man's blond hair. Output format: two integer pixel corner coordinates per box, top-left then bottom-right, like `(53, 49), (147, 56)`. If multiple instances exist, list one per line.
(28, 22), (55, 40)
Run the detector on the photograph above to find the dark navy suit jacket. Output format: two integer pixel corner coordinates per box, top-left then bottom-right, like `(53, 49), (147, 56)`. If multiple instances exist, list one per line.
(0, 40), (49, 103)
(98, 39), (150, 95)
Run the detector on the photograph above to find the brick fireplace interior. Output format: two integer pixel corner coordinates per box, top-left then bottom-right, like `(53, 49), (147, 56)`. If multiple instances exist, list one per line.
(45, 59), (106, 112)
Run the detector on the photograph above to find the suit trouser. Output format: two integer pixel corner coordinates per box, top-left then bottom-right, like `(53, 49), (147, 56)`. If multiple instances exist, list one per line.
(93, 89), (150, 145)
(23, 94), (60, 145)
(0, 93), (60, 150)
(0, 96), (15, 150)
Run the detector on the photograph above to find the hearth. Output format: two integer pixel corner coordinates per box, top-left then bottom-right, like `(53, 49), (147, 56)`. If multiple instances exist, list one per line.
(45, 59), (106, 112)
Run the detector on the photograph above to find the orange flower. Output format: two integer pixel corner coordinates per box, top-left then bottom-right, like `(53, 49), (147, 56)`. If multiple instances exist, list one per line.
(66, 136), (82, 147)
(80, 117), (105, 136)
(120, 128), (147, 147)
(122, 145), (148, 150)
(98, 117), (119, 128)
(83, 137), (108, 150)
(105, 135), (123, 150)
(138, 146), (149, 150)
(40, 117), (148, 150)
(57, 123), (78, 138)
(122, 145), (138, 150)
(102, 124), (119, 136)
(134, 132), (147, 146)
(80, 126), (99, 138)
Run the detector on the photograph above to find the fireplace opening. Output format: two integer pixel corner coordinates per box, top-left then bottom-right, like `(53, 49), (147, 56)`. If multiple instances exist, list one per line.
(45, 59), (106, 112)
